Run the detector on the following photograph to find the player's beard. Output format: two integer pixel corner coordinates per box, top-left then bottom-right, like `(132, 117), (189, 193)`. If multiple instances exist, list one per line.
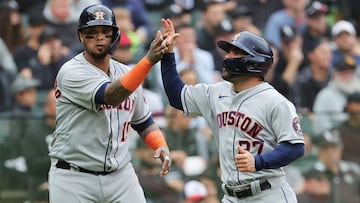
(222, 68), (236, 82)
(89, 49), (108, 59)
(84, 44), (109, 59)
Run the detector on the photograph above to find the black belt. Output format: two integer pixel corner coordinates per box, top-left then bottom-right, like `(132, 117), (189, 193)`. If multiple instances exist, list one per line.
(224, 180), (271, 198)
(56, 160), (114, 176)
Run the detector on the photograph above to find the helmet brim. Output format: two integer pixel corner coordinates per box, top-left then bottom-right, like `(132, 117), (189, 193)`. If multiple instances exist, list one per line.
(217, 40), (237, 53)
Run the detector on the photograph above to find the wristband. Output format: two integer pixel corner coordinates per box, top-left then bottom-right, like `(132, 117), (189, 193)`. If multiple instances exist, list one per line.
(120, 57), (152, 92)
(144, 130), (168, 150)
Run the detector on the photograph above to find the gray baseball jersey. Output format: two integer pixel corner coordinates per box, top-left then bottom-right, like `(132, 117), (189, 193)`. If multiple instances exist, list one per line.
(180, 81), (304, 186)
(49, 53), (151, 172)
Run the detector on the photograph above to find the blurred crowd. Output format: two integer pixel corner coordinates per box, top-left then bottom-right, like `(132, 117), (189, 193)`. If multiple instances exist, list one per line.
(0, 0), (360, 203)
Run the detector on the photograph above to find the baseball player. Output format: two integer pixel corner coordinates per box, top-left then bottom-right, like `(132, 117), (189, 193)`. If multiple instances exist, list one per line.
(48, 5), (172, 203)
(161, 19), (304, 202)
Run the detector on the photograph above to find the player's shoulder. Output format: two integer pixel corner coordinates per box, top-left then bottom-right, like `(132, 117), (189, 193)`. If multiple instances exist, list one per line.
(259, 83), (293, 104)
(208, 81), (232, 90)
(110, 58), (130, 71)
(59, 53), (86, 72)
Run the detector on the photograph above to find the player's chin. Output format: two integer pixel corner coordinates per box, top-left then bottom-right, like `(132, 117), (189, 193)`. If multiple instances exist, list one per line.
(221, 70), (232, 81)
(90, 50), (108, 59)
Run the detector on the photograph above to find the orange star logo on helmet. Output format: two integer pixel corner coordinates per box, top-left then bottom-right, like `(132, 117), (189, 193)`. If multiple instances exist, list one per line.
(93, 10), (106, 20)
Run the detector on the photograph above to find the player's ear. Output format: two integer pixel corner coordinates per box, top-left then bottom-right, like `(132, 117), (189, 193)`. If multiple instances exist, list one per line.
(78, 31), (84, 43)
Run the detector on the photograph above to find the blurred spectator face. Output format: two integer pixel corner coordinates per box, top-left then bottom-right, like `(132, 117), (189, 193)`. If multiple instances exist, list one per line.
(203, 3), (225, 29)
(112, 33), (133, 64)
(333, 69), (358, 95)
(345, 94), (360, 124)
(17, 87), (37, 107)
(9, 9), (21, 26)
(50, 0), (72, 22)
(305, 175), (330, 195)
(43, 37), (63, 61)
(308, 40), (332, 70)
(113, 7), (134, 32)
(333, 32), (357, 52)
(333, 55), (358, 94)
(176, 25), (197, 51)
(165, 106), (192, 130)
(307, 14), (328, 36)
(232, 16), (252, 33)
(318, 144), (343, 168)
(179, 69), (198, 86)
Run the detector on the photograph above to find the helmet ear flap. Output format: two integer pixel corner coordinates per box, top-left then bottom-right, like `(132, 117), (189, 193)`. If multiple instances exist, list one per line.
(108, 30), (121, 54)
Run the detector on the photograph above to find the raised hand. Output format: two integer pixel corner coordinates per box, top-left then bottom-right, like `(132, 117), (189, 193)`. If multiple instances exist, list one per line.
(161, 18), (180, 53)
(146, 30), (167, 64)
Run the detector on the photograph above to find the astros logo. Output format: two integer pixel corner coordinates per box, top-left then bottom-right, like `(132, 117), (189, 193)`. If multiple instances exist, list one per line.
(93, 10), (106, 20)
(292, 117), (303, 135)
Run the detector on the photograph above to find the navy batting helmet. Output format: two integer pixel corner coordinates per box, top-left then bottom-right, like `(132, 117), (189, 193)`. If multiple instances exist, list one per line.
(217, 31), (273, 77)
(78, 4), (120, 54)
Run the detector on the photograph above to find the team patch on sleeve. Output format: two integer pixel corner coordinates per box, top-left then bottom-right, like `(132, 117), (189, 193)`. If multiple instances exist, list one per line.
(292, 117), (303, 136)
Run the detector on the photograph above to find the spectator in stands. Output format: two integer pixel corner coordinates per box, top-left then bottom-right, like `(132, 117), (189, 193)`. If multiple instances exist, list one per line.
(16, 0), (46, 16)
(26, 26), (71, 90)
(312, 129), (360, 203)
(42, 0), (81, 53)
(0, 0), (25, 53)
(313, 55), (360, 135)
(302, 1), (331, 67)
(1, 75), (40, 191)
(263, 0), (308, 51)
(163, 104), (209, 177)
(331, 20), (360, 73)
(22, 89), (55, 202)
(134, 137), (182, 203)
(113, 7), (143, 62)
(163, 3), (192, 30)
(293, 38), (332, 114)
(181, 180), (208, 203)
(211, 20), (235, 73)
(269, 24), (304, 99)
(112, 32), (134, 65)
(174, 23), (216, 84)
(196, 0), (227, 52)
(227, 5), (261, 36)
(233, 0), (284, 31)
(0, 38), (18, 112)
(7, 75), (40, 157)
(297, 167), (331, 203)
(338, 92), (360, 164)
(101, 0), (150, 44)
(12, 9), (48, 74)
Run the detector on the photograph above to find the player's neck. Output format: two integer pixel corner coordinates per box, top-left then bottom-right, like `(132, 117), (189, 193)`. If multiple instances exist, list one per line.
(232, 77), (264, 93)
(84, 53), (111, 74)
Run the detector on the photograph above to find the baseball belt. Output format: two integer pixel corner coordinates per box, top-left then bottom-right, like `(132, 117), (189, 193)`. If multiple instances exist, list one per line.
(56, 160), (115, 176)
(222, 179), (271, 199)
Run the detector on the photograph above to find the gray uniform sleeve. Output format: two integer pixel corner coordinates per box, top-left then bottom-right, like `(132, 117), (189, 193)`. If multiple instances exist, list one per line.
(57, 63), (109, 112)
(131, 87), (152, 125)
(270, 100), (304, 144)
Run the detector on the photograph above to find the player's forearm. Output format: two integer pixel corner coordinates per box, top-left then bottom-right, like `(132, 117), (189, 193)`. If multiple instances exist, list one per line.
(103, 57), (153, 105)
(161, 53), (184, 110)
(254, 142), (304, 171)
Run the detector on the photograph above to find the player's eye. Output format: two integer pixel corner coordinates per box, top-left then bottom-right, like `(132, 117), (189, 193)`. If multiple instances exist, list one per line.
(84, 35), (96, 39)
